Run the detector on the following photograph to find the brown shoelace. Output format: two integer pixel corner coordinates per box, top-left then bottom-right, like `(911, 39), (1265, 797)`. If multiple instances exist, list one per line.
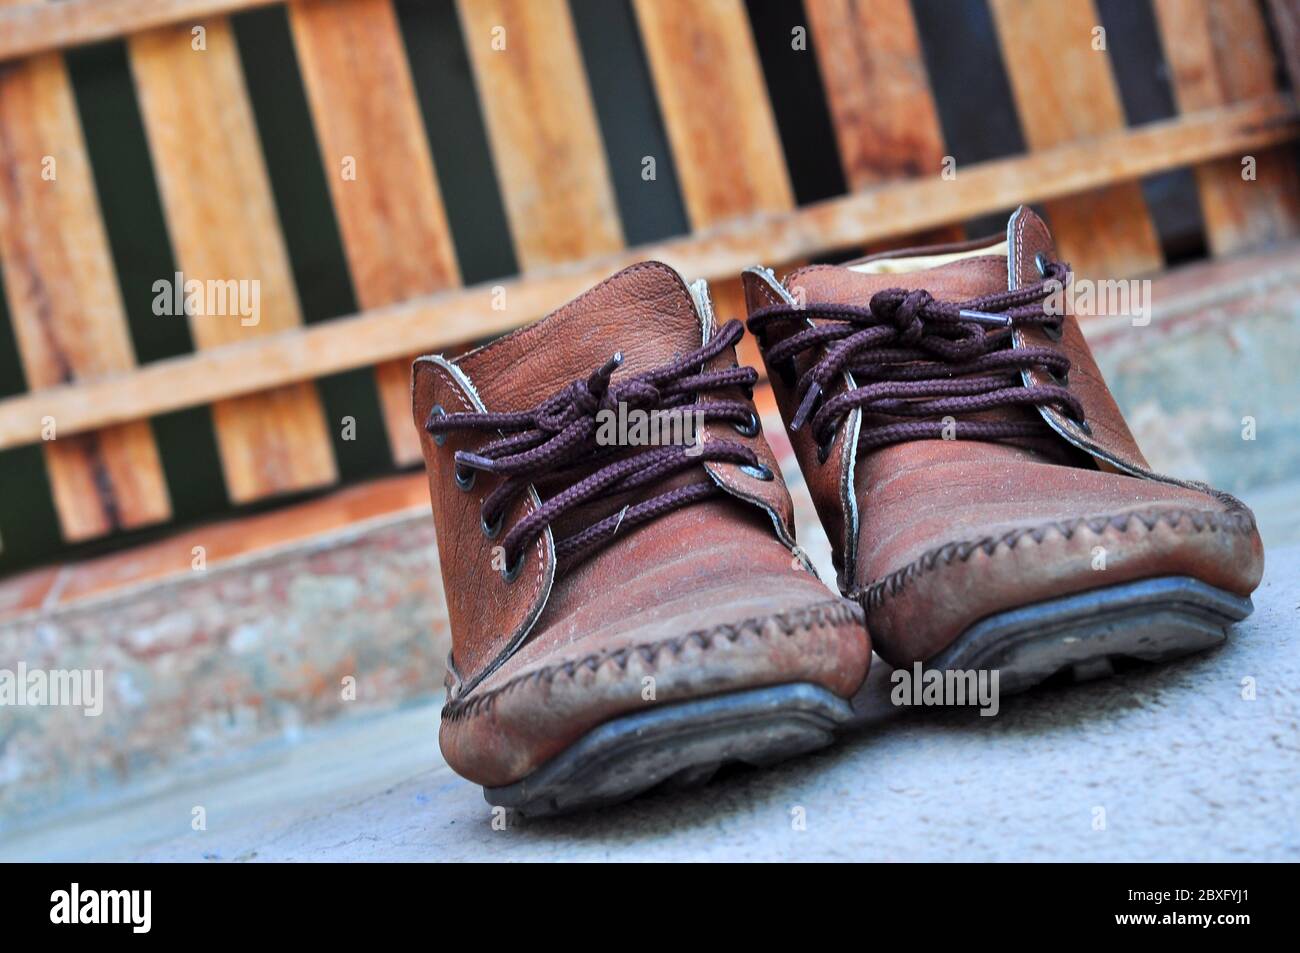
(425, 320), (763, 578)
(746, 259), (1085, 459)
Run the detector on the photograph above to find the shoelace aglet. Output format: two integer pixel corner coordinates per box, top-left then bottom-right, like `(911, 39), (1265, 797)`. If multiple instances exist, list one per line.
(958, 308), (1012, 327)
(584, 351), (625, 400)
(790, 381), (822, 431)
(453, 450), (497, 472)
(598, 351), (624, 379)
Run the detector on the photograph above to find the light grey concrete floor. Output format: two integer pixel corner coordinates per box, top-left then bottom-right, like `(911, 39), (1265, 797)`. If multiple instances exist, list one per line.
(5, 541), (1296, 862)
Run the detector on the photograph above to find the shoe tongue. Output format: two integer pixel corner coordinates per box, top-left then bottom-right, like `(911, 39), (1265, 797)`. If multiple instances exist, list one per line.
(454, 261), (707, 412)
(784, 251), (1010, 307)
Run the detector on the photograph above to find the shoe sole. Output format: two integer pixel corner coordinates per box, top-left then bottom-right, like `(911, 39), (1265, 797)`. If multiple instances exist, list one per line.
(925, 575), (1253, 694)
(484, 576), (1251, 816)
(482, 682), (853, 817)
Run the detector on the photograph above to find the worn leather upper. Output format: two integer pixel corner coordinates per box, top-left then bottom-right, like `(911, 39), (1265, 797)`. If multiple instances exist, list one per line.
(413, 262), (869, 786)
(748, 207), (1265, 667)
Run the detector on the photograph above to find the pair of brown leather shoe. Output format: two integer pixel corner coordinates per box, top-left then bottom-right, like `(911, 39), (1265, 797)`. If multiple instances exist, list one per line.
(412, 208), (1264, 815)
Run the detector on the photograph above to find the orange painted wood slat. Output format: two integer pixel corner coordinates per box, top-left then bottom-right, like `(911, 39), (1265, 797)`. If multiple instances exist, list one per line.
(0, 34), (170, 541)
(990, 0), (1163, 279)
(633, 0), (794, 366)
(1154, 0), (1300, 254)
(805, 0), (961, 245)
(805, 0), (946, 188)
(633, 0), (793, 227)
(128, 18), (336, 502)
(456, 0), (622, 269)
(288, 0), (461, 465)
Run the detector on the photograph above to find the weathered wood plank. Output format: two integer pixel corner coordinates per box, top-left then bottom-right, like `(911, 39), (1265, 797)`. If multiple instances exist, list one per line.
(804, 0), (947, 188)
(805, 0), (961, 246)
(990, 0), (1163, 278)
(0, 0), (281, 63)
(0, 32), (170, 540)
(456, 0), (622, 268)
(1154, 0), (1300, 254)
(129, 18), (335, 502)
(633, 0), (793, 226)
(633, 0), (793, 366)
(1, 93), (1295, 448)
(288, 0), (460, 465)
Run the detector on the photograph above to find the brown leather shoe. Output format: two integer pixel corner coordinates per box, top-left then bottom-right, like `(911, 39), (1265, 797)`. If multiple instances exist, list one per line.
(744, 207), (1263, 692)
(412, 262), (869, 813)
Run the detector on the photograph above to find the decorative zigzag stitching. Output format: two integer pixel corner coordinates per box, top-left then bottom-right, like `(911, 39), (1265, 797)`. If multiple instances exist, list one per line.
(442, 599), (862, 723)
(849, 507), (1257, 610)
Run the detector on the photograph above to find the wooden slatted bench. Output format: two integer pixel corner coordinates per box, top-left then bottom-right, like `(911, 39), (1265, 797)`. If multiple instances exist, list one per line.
(1, 0), (1297, 558)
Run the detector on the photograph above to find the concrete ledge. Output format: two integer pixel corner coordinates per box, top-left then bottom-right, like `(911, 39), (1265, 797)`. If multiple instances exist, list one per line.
(0, 506), (449, 826)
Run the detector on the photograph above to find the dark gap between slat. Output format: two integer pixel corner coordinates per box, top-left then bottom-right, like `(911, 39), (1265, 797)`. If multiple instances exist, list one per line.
(570, 0), (689, 245)
(1258, 0), (1296, 93)
(745, 0), (847, 206)
(0, 261), (27, 399)
(65, 39), (228, 529)
(396, 0), (519, 287)
(0, 446), (62, 577)
(1098, 0), (1207, 264)
(912, 0), (1026, 237)
(67, 42), (194, 365)
(0, 264), (60, 576)
(233, 5), (393, 481)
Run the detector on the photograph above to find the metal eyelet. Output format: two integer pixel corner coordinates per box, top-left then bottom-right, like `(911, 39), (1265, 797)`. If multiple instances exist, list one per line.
(1057, 402), (1091, 436)
(454, 464), (476, 491)
(733, 411), (760, 438)
(481, 509), (503, 539)
(816, 430), (835, 465)
(1047, 367), (1069, 387)
(1035, 252), (1049, 278)
(427, 404), (447, 446)
(501, 551), (525, 584)
(1043, 320), (1064, 342)
(739, 463), (773, 482)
